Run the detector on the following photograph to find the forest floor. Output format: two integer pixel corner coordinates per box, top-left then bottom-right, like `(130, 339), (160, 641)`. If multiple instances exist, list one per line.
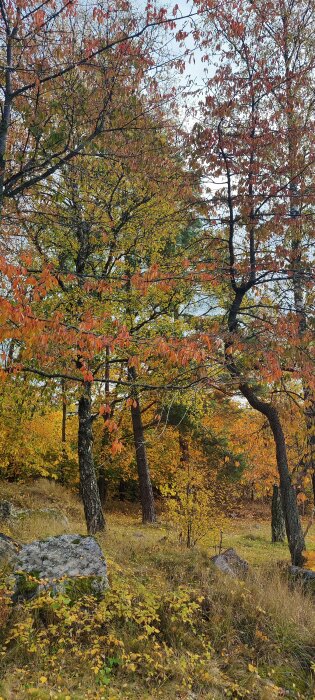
(0, 480), (315, 700)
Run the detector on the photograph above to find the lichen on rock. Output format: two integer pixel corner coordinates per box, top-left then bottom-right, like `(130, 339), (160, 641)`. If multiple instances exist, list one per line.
(14, 533), (108, 600)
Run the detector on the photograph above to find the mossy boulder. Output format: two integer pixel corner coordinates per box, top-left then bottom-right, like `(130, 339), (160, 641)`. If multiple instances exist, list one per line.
(14, 534), (108, 601)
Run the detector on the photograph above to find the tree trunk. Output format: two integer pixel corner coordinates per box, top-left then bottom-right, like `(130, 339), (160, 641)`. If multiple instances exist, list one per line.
(59, 379), (67, 484)
(119, 479), (126, 501)
(303, 390), (315, 505)
(312, 472), (315, 508)
(97, 469), (108, 507)
(240, 383), (305, 565)
(271, 484), (286, 543)
(0, 30), (15, 215)
(226, 290), (305, 563)
(179, 432), (189, 464)
(97, 344), (110, 507)
(61, 380), (67, 445)
(128, 367), (156, 524)
(78, 382), (105, 534)
(179, 430), (192, 547)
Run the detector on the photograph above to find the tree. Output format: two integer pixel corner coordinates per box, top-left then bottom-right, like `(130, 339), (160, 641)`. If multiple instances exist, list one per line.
(0, 374), (78, 481)
(275, 0), (315, 502)
(160, 398), (232, 547)
(0, 0), (200, 530)
(189, 0), (315, 563)
(1, 95), (197, 530)
(128, 365), (156, 523)
(0, 0), (191, 215)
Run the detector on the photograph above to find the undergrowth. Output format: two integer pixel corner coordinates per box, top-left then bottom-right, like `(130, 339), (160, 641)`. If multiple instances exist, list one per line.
(0, 481), (314, 699)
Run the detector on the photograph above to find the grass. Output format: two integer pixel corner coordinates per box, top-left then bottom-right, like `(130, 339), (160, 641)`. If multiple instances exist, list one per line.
(0, 480), (315, 700)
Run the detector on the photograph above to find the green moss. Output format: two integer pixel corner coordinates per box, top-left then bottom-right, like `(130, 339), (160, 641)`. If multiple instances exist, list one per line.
(15, 570), (41, 600)
(64, 575), (107, 602)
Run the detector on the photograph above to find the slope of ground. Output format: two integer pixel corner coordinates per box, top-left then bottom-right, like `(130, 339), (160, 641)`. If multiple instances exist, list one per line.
(0, 480), (314, 700)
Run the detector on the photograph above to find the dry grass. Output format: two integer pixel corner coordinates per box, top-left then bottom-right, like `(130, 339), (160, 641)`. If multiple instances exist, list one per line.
(0, 481), (315, 700)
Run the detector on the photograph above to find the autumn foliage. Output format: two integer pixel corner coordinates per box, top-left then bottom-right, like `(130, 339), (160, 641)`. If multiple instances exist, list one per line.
(0, 0), (314, 559)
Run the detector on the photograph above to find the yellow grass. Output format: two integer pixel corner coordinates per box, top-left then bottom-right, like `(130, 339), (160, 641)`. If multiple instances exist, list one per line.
(0, 480), (314, 700)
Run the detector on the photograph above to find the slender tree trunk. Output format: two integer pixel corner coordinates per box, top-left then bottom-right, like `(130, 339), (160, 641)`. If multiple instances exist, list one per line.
(300, 388), (315, 504)
(271, 484), (286, 543)
(179, 430), (192, 547)
(186, 518), (192, 549)
(226, 287), (305, 563)
(97, 346), (110, 506)
(179, 433), (189, 466)
(62, 390), (67, 444)
(0, 26), (16, 215)
(97, 474), (108, 507)
(59, 379), (67, 484)
(119, 479), (126, 501)
(240, 383), (305, 565)
(296, 390), (315, 506)
(78, 382), (105, 534)
(128, 367), (156, 524)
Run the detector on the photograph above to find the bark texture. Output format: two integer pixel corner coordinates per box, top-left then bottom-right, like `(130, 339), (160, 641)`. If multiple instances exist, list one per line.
(271, 484), (286, 543)
(240, 383), (305, 565)
(225, 283), (305, 564)
(128, 367), (156, 524)
(179, 430), (192, 547)
(0, 26), (16, 212)
(59, 379), (67, 484)
(78, 382), (105, 534)
(97, 470), (108, 507)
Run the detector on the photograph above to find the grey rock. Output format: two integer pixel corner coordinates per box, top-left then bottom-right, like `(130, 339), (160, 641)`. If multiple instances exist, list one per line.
(289, 565), (315, 585)
(211, 548), (249, 577)
(0, 501), (69, 531)
(14, 534), (108, 600)
(0, 501), (69, 529)
(0, 532), (20, 567)
(0, 500), (17, 520)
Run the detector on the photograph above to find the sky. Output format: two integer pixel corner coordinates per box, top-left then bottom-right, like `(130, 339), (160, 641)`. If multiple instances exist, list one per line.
(136, 0), (207, 87)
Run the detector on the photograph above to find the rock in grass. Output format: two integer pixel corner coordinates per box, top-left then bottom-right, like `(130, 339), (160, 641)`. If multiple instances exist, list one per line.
(14, 534), (108, 601)
(16, 507), (69, 529)
(0, 533), (20, 567)
(0, 500), (18, 520)
(0, 500), (69, 529)
(211, 548), (249, 577)
(289, 565), (315, 591)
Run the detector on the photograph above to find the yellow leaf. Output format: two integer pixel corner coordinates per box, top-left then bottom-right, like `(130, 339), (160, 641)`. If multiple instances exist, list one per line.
(127, 662), (137, 672)
(248, 663), (257, 673)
